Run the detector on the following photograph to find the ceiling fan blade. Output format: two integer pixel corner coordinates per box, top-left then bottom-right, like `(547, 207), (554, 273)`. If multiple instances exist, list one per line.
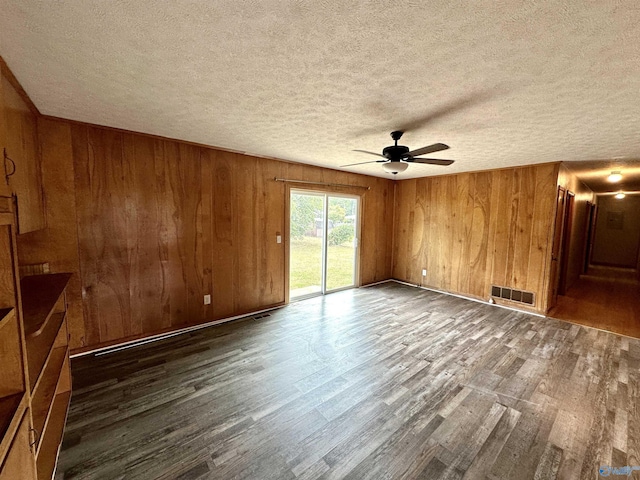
(410, 158), (455, 166)
(352, 149), (386, 158)
(341, 160), (387, 167)
(406, 143), (450, 157)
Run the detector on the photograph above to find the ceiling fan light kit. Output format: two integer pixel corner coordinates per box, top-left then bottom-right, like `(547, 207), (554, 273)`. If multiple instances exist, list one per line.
(342, 131), (455, 175)
(382, 162), (408, 174)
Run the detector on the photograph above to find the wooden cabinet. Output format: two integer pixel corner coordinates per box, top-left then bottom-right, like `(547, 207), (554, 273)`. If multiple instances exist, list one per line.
(0, 62), (46, 233)
(0, 197), (71, 480)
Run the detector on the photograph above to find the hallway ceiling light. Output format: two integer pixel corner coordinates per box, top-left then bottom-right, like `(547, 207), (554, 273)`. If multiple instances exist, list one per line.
(615, 191), (626, 199)
(608, 171), (623, 182)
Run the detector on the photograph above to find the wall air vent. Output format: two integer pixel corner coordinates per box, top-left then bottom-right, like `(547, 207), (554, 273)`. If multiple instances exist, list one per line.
(490, 285), (535, 306)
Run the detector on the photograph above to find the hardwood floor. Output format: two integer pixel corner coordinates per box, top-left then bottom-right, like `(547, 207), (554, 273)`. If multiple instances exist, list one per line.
(58, 282), (640, 479)
(549, 266), (640, 339)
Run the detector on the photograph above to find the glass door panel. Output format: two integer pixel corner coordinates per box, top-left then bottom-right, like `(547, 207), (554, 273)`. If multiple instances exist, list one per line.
(325, 196), (358, 291)
(289, 191), (325, 299)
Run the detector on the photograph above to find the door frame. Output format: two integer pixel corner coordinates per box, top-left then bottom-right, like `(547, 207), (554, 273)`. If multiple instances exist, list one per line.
(583, 201), (597, 273)
(547, 186), (567, 311)
(558, 191), (575, 295)
(285, 186), (362, 303)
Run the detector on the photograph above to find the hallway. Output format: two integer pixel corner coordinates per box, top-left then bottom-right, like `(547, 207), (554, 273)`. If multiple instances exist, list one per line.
(549, 265), (640, 338)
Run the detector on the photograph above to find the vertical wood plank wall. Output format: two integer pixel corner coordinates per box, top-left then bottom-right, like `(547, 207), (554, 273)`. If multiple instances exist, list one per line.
(392, 163), (559, 313)
(19, 119), (395, 352)
(556, 165), (595, 289)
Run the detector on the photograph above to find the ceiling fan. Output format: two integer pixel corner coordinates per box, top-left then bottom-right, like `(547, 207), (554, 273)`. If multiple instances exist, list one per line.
(342, 131), (454, 174)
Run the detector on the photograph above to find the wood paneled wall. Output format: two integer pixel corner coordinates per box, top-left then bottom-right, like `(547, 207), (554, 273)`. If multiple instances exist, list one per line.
(557, 164), (595, 288)
(392, 163), (559, 313)
(19, 119), (394, 351)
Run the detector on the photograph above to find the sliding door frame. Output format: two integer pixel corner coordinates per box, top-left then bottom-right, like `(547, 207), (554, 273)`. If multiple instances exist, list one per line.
(285, 186), (361, 303)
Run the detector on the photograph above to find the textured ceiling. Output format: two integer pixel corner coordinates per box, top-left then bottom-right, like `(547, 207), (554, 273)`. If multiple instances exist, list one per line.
(1, 1), (640, 180)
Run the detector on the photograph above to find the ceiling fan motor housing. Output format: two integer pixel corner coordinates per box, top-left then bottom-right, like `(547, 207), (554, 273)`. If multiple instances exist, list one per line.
(342, 130), (453, 170)
(382, 145), (410, 160)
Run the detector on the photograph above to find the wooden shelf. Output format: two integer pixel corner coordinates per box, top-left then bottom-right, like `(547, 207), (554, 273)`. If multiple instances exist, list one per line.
(36, 391), (71, 480)
(31, 346), (68, 452)
(0, 392), (28, 468)
(0, 198), (72, 479)
(0, 308), (24, 399)
(0, 307), (14, 330)
(26, 313), (66, 392)
(1, 408), (37, 480)
(21, 274), (72, 338)
(0, 392), (25, 458)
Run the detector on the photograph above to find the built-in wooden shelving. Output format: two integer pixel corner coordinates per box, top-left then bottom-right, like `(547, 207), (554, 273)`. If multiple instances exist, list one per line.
(27, 313), (66, 392)
(31, 346), (68, 451)
(0, 197), (72, 480)
(0, 393), (25, 454)
(36, 390), (71, 480)
(21, 273), (72, 338)
(0, 308), (23, 399)
(0, 306), (25, 456)
(1, 410), (37, 479)
(21, 273), (72, 480)
(0, 307), (14, 330)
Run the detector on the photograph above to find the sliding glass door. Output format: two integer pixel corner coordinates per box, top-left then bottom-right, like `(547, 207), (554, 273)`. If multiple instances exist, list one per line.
(325, 196), (358, 291)
(289, 191), (325, 298)
(289, 190), (359, 300)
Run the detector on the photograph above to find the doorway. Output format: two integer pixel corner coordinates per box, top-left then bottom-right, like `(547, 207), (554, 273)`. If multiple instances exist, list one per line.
(558, 191), (575, 295)
(583, 202), (597, 273)
(289, 190), (360, 300)
(548, 187), (576, 307)
(547, 193), (640, 338)
(548, 186), (567, 309)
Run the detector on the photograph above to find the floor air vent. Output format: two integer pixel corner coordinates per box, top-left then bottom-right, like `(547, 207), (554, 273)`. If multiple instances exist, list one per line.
(491, 285), (535, 306)
(253, 313), (272, 320)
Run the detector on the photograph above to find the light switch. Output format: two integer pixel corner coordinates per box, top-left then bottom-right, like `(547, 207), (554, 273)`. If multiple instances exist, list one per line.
(276, 234), (282, 244)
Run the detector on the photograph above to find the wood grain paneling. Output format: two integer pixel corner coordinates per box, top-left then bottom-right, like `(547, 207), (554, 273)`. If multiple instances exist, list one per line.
(0, 64), (45, 232)
(19, 119), (394, 351)
(392, 163), (559, 313)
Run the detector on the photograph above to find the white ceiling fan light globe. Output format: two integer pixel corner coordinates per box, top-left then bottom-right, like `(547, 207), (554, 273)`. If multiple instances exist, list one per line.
(382, 162), (408, 174)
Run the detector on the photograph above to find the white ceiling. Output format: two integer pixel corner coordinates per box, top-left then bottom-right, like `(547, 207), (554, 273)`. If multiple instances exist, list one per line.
(1, 1), (640, 181)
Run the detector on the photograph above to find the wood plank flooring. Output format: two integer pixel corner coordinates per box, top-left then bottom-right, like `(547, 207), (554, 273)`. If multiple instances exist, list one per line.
(57, 282), (640, 479)
(549, 266), (640, 339)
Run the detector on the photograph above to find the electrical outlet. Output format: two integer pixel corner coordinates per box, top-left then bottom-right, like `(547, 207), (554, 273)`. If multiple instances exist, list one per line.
(204, 294), (211, 305)
(422, 269), (427, 276)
